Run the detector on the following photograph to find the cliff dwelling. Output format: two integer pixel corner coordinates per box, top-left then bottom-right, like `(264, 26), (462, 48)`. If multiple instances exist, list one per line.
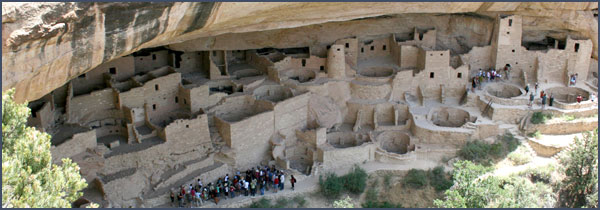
(3, 2), (598, 208)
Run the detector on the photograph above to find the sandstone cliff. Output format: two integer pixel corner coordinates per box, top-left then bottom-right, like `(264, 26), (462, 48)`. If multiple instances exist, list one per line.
(2, 2), (597, 103)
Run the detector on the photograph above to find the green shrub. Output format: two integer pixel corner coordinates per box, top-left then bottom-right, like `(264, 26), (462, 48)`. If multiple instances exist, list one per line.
(500, 132), (520, 153)
(383, 173), (392, 186)
(519, 163), (556, 184)
(458, 140), (493, 163)
(527, 130), (541, 139)
(561, 114), (576, 121)
(459, 133), (521, 164)
(318, 165), (368, 199)
(319, 173), (344, 199)
(249, 198), (272, 208)
(428, 166), (454, 191)
(508, 150), (532, 166)
(531, 112), (552, 124)
(403, 169), (428, 189)
(342, 165), (368, 194)
(293, 196), (307, 208)
(362, 201), (404, 208)
(273, 198), (288, 208)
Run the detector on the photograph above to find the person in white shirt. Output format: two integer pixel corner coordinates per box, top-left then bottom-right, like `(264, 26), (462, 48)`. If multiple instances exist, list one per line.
(279, 173), (285, 190)
(224, 174), (229, 182)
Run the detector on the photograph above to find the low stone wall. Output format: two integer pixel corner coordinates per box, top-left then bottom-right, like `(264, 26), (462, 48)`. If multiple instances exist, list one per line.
(350, 80), (391, 100)
(527, 118), (598, 135)
(374, 148), (416, 164)
(410, 115), (472, 146)
(527, 139), (563, 157)
(51, 129), (97, 163)
(317, 143), (375, 170)
(153, 156), (215, 190)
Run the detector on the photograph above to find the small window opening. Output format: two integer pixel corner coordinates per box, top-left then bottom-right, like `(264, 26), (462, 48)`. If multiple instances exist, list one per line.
(152, 54), (156, 60)
(186, 125), (189, 128)
(184, 99), (187, 104)
(507, 32), (510, 35)
(345, 43), (349, 48)
(109, 67), (116, 74)
(302, 59), (306, 67)
(419, 33), (424, 41)
(155, 84), (159, 91)
(512, 49), (515, 53)
(430, 72), (435, 78)
(361, 48), (364, 53)
(457, 73), (462, 78)
(152, 104), (156, 110)
(574, 43), (580, 52)
(337, 48), (340, 51)
(383, 45), (387, 51)
(370, 46), (374, 51)
(508, 19), (513, 27)
(175, 96), (179, 103)
(320, 66), (324, 71)
(79, 74), (86, 78)
(440, 53), (443, 56)
(327, 45), (331, 50)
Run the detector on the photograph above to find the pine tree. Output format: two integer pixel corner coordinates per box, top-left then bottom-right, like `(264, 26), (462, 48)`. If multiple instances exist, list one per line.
(559, 129), (598, 208)
(2, 89), (88, 208)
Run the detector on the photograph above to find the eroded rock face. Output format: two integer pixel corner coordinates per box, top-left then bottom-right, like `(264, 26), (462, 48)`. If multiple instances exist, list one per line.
(2, 2), (597, 102)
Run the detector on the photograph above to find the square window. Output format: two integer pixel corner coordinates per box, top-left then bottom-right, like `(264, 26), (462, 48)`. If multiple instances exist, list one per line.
(457, 73), (462, 78)
(320, 66), (324, 71)
(109, 67), (116, 74)
(155, 84), (159, 91)
(345, 43), (349, 48)
(152, 104), (156, 110)
(186, 125), (189, 128)
(370, 46), (374, 51)
(383, 45), (387, 51)
(430, 72), (435, 78)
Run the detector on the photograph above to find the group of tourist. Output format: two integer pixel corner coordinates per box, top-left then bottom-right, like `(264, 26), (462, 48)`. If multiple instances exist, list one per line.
(525, 83), (595, 109)
(471, 67), (508, 92)
(169, 165), (298, 208)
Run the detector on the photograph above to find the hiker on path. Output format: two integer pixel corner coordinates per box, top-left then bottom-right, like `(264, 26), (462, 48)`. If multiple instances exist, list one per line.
(541, 94), (547, 110)
(534, 82), (539, 94)
(290, 175), (297, 191)
(549, 93), (554, 107)
(529, 92), (535, 107)
(524, 84), (530, 94)
(273, 176), (279, 193)
(170, 191), (175, 207)
(279, 173), (285, 191)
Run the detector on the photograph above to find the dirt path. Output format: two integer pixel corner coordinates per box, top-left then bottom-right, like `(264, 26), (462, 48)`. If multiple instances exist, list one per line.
(156, 159), (440, 208)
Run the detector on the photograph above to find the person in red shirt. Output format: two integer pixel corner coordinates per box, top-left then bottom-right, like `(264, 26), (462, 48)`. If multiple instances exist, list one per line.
(576, 94), (583, 103)
(273, 176), (279, 193)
